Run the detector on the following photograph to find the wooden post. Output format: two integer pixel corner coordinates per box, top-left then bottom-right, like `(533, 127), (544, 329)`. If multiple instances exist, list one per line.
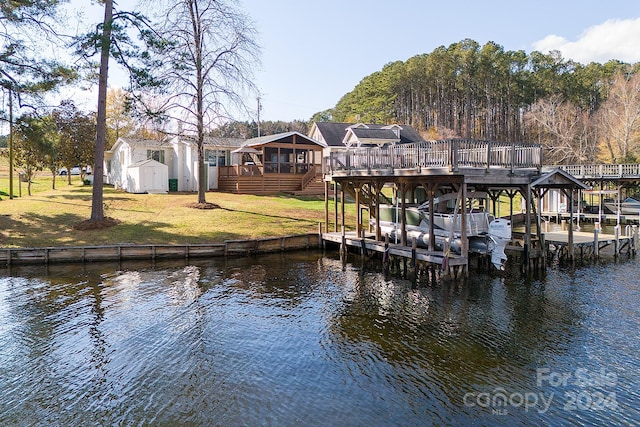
(318, 222), (323, 249)
(367, 182), (374, 233)
(568, 189), (574, 261)
(461, 181), (469, 276)
(593, 226), (599, 259)
(411, 237), (417, 270)
(428, 184), (436, 252)
(340, 185), (345, 235)
(355, 185), (361, 237)
(383, 233), (390, 272)
(540, 233), (546, 268)
(334, 181), (339, 232)
(375, 182), (382, 241)
(400, 183), (407, 247)
(524, 186), (532, 270)
(507, 189), (516, 228)
(614, 225), (620, 257)
(534, 188), (544, 266)
(324, 180), (329, 232)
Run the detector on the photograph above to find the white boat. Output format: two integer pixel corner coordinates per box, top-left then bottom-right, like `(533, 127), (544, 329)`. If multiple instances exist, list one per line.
(604, 197), (640, 215)
(371, 192), (511, 270)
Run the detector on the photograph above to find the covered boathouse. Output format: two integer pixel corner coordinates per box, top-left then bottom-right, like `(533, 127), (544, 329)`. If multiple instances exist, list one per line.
(320, 138), (583, 276)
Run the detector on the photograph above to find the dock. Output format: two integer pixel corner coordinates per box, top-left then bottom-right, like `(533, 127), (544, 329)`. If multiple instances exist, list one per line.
(322, 138), (553, 275)
(543, 227), (637, 260)
(321, 139), (640, 275)
(322, 230), (469, 279)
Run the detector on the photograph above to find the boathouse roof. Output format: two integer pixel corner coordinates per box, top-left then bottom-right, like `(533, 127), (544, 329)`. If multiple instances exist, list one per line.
(531, 168), (590, 190)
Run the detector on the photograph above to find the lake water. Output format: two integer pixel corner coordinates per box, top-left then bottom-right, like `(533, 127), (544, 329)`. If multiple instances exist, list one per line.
(0, 249), (638, 426)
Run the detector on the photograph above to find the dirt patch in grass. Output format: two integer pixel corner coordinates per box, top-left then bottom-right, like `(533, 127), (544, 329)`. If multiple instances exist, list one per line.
(186, 202), (220, 210)
(73, 217), (121, 231)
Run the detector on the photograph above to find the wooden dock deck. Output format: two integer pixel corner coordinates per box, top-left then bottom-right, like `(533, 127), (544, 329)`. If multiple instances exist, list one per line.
(322, 231), (468, 276)
(542, 229), (637, 259)
(543, 230), (627, 245)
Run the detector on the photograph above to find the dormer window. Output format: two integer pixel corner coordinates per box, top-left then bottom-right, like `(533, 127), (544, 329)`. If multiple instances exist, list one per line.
(382, 124), (403, 138)
(348, 123), (369, 129)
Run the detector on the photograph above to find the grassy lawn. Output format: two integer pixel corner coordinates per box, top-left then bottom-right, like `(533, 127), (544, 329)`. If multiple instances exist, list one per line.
(0, 153), (356, 248)
(0, 179), (355, 248)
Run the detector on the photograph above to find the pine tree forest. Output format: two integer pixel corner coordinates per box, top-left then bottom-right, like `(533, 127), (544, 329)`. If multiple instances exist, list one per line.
(328, 39), (640, 165)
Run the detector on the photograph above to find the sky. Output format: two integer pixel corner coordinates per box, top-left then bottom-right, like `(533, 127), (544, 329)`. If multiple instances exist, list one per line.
(63, 0), (640, 123)
(241, 0), (640, 122)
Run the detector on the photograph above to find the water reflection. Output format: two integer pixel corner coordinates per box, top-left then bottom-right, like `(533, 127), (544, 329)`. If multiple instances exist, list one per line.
(0, 251), (638, 426)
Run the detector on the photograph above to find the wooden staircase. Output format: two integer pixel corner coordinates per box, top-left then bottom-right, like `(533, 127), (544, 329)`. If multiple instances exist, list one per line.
(290, 174), (325, 196)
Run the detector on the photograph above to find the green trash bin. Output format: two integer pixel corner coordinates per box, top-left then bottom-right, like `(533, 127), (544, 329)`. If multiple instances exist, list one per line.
(168, 178), (178, 192)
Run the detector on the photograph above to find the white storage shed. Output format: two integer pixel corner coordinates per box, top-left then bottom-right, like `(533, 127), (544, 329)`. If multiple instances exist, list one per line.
(126, 159), (169, 193)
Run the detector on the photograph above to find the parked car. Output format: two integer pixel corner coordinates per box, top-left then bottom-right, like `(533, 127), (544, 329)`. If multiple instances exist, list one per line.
(59, 166), (82, 176)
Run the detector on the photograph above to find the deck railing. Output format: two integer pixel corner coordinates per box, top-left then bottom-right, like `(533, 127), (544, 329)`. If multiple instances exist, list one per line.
(558, 164), (640, 178)
(325, 139), (542, 174)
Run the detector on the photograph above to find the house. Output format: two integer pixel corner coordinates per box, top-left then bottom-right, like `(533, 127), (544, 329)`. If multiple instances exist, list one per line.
(217, 131), (327, 195)
(104, 136), (244, 193)
(308, 122), (425, 158)
(104, 132), (326, 195)
(104, 138), (175, 193)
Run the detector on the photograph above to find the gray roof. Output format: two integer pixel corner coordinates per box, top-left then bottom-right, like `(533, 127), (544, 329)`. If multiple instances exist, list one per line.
(313, 122), (424, 146)
(177, 135), (245, 148)
(350, 127), (400, 141)
(203, 137), (245, 147)
(244, 131), (326, 148)
(118, 137), (171, 147)
(531, 168), (590, 189)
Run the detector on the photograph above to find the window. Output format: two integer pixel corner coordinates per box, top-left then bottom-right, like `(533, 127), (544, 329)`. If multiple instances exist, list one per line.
(147, 149), (165, 164)
(205, 149), (228, 166)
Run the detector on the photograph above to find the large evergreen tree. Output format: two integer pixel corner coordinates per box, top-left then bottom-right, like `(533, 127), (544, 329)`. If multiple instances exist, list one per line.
(327, 39), (637, 163)
(74, 0), (163, 225)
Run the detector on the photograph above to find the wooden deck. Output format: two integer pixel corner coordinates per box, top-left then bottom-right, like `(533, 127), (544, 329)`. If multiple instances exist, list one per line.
(542, 228), (637, 259)
(542, 230), (630, 246)
(322, 231), (467, 267)
(556, 164), (640, 180)
(217, 166), (324, 195)
(325, 138), (542, 179)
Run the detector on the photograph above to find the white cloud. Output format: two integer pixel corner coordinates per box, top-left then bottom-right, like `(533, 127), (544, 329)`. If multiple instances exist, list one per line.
(532, 18), (640, 64)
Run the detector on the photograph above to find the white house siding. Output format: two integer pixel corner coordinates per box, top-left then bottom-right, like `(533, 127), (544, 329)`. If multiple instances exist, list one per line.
(105, 136), (243, 193)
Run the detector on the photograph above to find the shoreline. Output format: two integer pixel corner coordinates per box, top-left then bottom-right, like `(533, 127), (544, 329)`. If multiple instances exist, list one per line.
(0, 233), (320, 266)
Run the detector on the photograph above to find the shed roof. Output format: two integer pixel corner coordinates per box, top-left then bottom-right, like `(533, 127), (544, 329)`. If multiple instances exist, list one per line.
(128, 158), (168, 169)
